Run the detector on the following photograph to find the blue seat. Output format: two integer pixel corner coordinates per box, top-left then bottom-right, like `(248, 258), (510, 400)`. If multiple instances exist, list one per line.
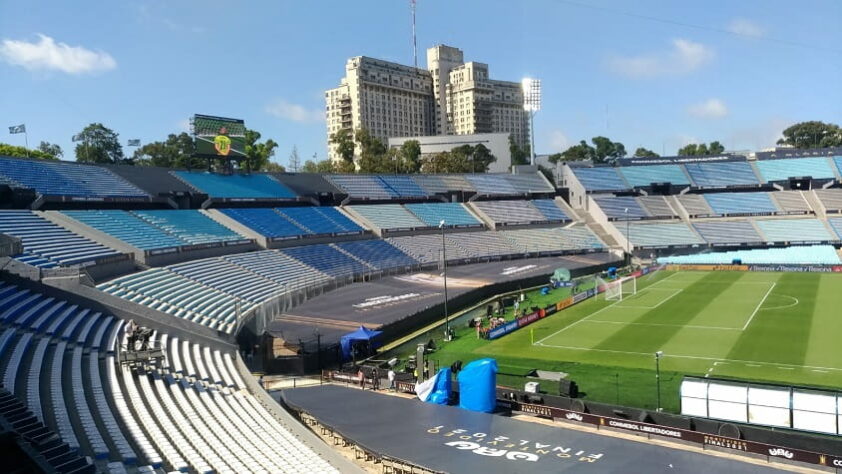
(0, 156), (147, 198)
(63, 210), (185, 250)
(756, 158), (835, 182)
(275, 207), (364, 234)
(280, 244), (371, 277)
(404, 203), (481, 227)
(132, 210), (244, 245)
(378, 175), (428, 197)
(684, 162), (759, 187)
(757, 218), (834, 242)
(334, 240), (417, 269)
(465, 175), (518, 195)
(592, 196), (648, 219)
(619, 165), (689, 187)
(220, 208), (307, 238)
(173, 171), (296, 199)
(571, 168), (629, 191)
(704, 193), (778, 215)
(531, 199), (572, 222)
(327, 175), (396, 199)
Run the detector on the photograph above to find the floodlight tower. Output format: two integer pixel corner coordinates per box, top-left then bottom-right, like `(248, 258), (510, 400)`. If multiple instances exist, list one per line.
(522, 78), (542, 166)
(655, 351), (664, 411)
(439, 219), (450, 340)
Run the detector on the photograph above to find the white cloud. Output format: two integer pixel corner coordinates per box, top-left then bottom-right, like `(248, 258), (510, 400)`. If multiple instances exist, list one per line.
(687, 98), (729, 119)
(0, 34), (116, 74)
(607, 38), (714, 79)
(548, 130), (570, 151)
(726, 19), (765, 38)
(265, 99), (324, 123)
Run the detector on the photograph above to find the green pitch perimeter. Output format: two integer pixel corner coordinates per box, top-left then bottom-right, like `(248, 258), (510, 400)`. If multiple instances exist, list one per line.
(420, 270), (842, 412)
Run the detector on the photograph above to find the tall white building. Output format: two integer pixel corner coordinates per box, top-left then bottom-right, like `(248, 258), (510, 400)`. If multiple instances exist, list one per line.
(326, 45), (529, 162)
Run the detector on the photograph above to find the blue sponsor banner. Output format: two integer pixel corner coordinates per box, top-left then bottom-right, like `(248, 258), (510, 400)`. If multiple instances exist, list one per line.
(488, 320), (519, 340)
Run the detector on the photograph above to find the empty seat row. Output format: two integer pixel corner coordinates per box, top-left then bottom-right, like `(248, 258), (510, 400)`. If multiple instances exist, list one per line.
(592, 195), (648, 220)
(174, 171), (297, 199)
(0, 156), (147, 198)
(472, 200), (547, 225)
(704, 192), (779, 216)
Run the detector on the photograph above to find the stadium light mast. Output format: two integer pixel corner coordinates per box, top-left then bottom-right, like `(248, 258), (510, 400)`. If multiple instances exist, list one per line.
(624, 207), (630, 264)
(439, 219), (450, 341)
(655, 351), (664, 412)
(522, 78), (541, 166)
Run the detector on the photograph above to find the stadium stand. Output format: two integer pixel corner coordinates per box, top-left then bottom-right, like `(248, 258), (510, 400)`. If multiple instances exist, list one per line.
(637, 196), (678, 218)
(755, 157), (836, 182)
(659, 245), (841, 265)
(100, 164), (196, 197)
(333, 240), (418, 269)
(825, 218), (842, 240)
(0, 156), (148, 199)
(465, 174), (518, 195)
(0, 210), (122, 267)
(814, 189), (842, 213)
(570, 167), (629, 191)
(446, 231), (522, 257)
(683, 161), (760, 188)
(621, 222), (705, 248)
(223, 250), (331, 290)
(271, 173), (342, 196)
(385, 234), (471, 263)
(411, 175), (451, 194)
(404, 202), (482, 227)
(280, 244), (372, 277)
(692, 220), (764, 244)
(133, 210), (245, 245)
(504, 173), (554, 193)
(348, 204), (427, 230)
(326, 175), (395, 199)
(755, 218), (836, 243)
(618, 165), (690, 187)
(220, 208), (308, 239)
(62, 210), (186, 250)
(677, 194), (715, 217)
(378, 175), (428, 197)
(436, 174), (476, 192)
(531, 199), (573, 222)
(472, 200), (546, 225)
(167, 258), (279, 303)
(99, 268), (249, 332)
(704, 192), (779, 216)
(592, 195), (648, 220)
(276, 206), (365, 235)
(771, 191), (812, 214)
(500, 226), (604, 253)
(173, 171), (296, 199)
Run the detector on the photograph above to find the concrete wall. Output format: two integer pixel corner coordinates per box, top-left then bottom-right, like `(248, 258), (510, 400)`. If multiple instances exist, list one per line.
(388, 132), (512, 173)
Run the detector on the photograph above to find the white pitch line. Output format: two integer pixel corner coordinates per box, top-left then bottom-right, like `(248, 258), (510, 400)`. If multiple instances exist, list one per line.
(532, 342), (842, 373)
(583, 319), (740, 331)
(533, 272), (680, 345)
(741, 282), (776, 330)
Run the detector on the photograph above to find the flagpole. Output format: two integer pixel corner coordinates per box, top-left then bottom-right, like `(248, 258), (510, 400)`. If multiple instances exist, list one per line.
(24, 129), (29, 158)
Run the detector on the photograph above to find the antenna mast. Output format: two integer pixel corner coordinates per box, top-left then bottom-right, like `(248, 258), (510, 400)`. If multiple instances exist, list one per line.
(411, 0), (418, 68)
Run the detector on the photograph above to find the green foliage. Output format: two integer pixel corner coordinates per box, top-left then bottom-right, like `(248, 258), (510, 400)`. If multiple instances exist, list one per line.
(777, 121), (842, 149)
(133, 133), (203, 169)
(398, 140), (422, 173)
(678, 141), (725, 156)
(557, 136), (626, 164)
(37, 141), (63, 159)
(243, 129), (278, 172)
(633, 147), (659, 158)
(509, 134), (530, 166)
(547, 152), (564, 165)
(560, 140), (595, 162)
(0, 143), (56, 160)
(74, 123), (125, 164)
(329, 129), (355, 164)
(420, 144), (497, 173)
(301, 159), (337, 173)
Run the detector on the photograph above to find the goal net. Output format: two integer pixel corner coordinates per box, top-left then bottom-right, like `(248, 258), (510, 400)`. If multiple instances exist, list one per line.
(597, 276), (637, 301)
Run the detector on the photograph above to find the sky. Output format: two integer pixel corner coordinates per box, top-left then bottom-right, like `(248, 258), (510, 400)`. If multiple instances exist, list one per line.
(1, 0), (840, 167)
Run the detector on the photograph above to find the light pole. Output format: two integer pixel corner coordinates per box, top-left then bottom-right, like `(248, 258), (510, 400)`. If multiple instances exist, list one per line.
(655, 350), (663, 411)
(439, 219), (450, 341)
(522, 78), (541, 166)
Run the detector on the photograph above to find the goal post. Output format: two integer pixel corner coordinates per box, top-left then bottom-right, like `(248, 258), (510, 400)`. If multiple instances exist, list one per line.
(596, 275), (637, 301)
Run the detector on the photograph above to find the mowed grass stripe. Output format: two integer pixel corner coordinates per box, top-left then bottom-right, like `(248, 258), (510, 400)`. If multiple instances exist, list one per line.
(804, 275), (842, 368)
(725, 272), (820, 367)
(589, 271), (744, 353)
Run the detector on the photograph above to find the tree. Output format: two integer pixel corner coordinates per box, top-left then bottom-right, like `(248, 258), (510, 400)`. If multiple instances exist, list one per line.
(264, 161), (285, 172)
(37, 141), (63, 159)
(133, 133), (202, 169)
(509, 134), (530, 166)
(633, 147), (659, 158)
(471, 144), (496, 172)
(74, 123), (124, 164)
(398, 140), (422, 173)
(329, 129), (355, 165)
(678, 141), (725, 156)
(591, 136), (626, 163)
(547, 152), (564, 165)
(301, 159), (336, 173)
(777, 121), (842, 149)
(243, 129), (278, 172)
(0, 143), (55, 160)
(288, 146), (300, 172)
(559, 140), (596, 162)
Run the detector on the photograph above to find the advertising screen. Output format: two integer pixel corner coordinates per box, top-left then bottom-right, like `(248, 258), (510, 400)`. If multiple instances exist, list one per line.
(192, 114), (247, 158)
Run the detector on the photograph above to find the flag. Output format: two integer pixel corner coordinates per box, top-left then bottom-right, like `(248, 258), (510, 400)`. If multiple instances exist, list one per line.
(127, 139), (141, 146)
(8, 124), (25, 134)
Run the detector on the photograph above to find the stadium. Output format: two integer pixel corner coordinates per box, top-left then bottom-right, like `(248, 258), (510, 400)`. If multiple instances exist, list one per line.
(1, 147), (842, 473)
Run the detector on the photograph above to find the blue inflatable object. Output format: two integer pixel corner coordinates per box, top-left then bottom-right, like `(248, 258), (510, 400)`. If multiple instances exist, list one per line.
(457, 358), (498, 413)
(540, 286), (550, 295)
(427, 368), (452, 405)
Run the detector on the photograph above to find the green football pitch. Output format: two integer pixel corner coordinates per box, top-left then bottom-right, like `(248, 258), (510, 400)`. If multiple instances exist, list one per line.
(415, 270), (842, 412)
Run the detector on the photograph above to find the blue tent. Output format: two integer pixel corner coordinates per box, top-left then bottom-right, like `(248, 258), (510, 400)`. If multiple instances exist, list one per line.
(340, 326), (383, 360)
